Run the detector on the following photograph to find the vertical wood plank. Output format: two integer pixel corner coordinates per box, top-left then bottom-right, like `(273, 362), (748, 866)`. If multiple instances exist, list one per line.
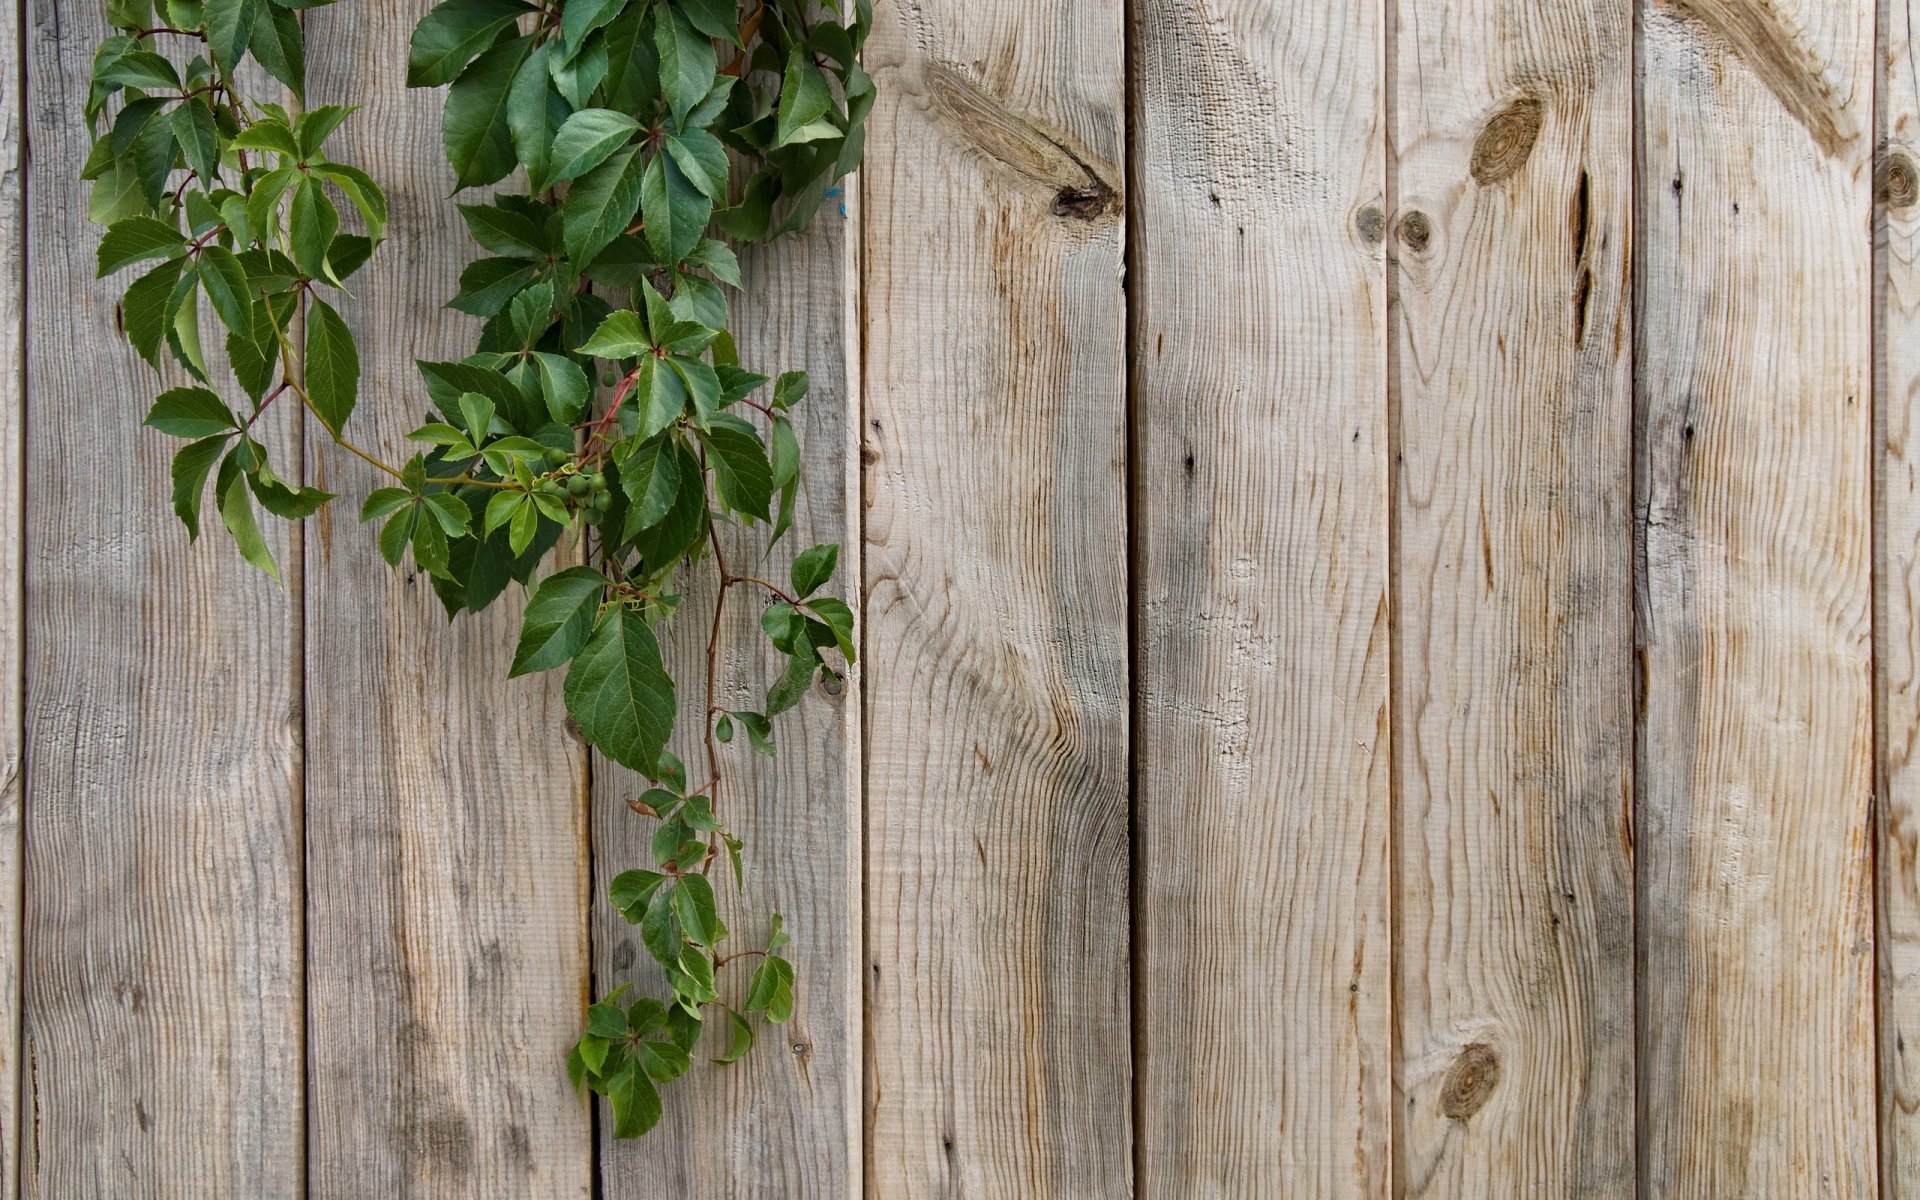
(592, 195), (863, 1196)
(20, 3), (305, 1194)
(301, 5), (592, 1195)
(1129, 2), (1391, 1195)
(1880, 0), (1920, 1189)
(1639, 0), (1877, 1192)
(0, 0), (24, 1192)
(862, 0), (1132, 1193)
(1390, 3), (1636, 1194)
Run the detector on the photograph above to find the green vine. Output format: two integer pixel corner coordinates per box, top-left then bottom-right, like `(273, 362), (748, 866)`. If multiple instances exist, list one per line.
(83, 0), (870, 1139)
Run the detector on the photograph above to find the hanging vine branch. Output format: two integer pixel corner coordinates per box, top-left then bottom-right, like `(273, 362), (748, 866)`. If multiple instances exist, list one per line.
(84, 0), (871, 1139)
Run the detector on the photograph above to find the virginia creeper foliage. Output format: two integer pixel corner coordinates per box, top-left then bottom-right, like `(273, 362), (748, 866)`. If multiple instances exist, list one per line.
(84, 0), (870, 1138)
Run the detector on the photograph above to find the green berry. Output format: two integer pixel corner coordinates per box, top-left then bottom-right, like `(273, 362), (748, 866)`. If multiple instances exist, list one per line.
(567, 474), (592, 498)
(544, 447), (569, 468)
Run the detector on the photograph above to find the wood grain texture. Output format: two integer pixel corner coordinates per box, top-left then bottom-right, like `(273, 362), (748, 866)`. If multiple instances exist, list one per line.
(1390, 2), (1635, 1194)
(0, 0), (22, 1191)
(862, 0), (1132, 1194)
(21, 3), (305, 1194)
(1880, 0), (1920, 1189)
(592, 190), (863, 1198)
(1639, 0), (1877, 1193)
(300, 4), (592, 1195)
(1128, 2), (1391, 1195)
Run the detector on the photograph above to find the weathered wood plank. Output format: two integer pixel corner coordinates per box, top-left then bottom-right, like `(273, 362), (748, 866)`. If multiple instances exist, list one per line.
(20, 3), (305, 1194)
(1639, 0), (1877, 1192)
(1129, 2), (1391, 1195)
(862, 0), (1132, 1193)
(1389, 2), (1635, 1193)
(592, 186), (863, 1197)
(1880, 0), (1920, 1190)
(301, 5), (593, 1195)
(0, 0), (24, 1193)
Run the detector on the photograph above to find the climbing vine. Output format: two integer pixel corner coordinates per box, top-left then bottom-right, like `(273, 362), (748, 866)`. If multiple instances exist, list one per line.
(83, 0), (870, 1138)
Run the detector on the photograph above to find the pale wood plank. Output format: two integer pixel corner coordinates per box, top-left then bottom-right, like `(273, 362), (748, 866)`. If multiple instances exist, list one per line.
(0, 0), (24, 1192)
(1129, 2), (1391, 1195)
(20, 3), (304, 1193)
(1880, 0), (1920, 1190)
(1640, 0), (1878, 1192)
(862, 0), (1132, 1193)
(301, 4), (592, 1195)
(592, 186), (863, 1197)
(1389, 2), (1636, 1193)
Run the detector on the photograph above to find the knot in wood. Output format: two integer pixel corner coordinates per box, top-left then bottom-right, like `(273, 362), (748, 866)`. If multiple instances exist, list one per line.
(1882, 151), (1919, 213)
(1052, 183), (1118, 221)
(1471, 96), (1545, 186)
(1396, 210), (1433, 253)
(1440, 1042), (1501, 1120)
(1354, 204), (1386, 245)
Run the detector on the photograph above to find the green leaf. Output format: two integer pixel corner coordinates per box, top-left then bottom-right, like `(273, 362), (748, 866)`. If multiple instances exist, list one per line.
(663, 130), (728, 201)
(249, 4), (307, 99)
(586, 993), (631, 1039)
(506, 40), (562, 188)
(769, 415), (799, 488)
(289, 182), (341, 281)
(608, 868), (669, 919)
(562, 143), (646, 265)
(640, 150), (709, 265)
(735, 711), (775, 756)
(510, 566), (607, 677)
(639, 879), (681, 968)
(637, 1039), (691, 1083)
(608, 1060), (664, 1139)
(458, 201), (546, 258)
(678, 0), (739, 44)
(450, 257), (540, 316)
(95, 48), (181, 93)
(745, 955), (795, 1023)
(197, 245), (254, 338)
(618, 434), (679, 533)
(305, 297), (359, 433)
(766, 648), (818, 716)
(204, 0), (264, 71)
(145, 386), (237, 438)
(775, 45), (834, 148)
(631, 356), (689, 439)
(703, 418), (772, 522)
(97, 216), (185, 277)
(442, 36), (534, 190)
(577, 308), (648, 359)
(311, 163), (390, 241)
(560, 0), (626, 53)
(216, 447), (281, 581)
(671, 873), (725, 946)
(808, 596), (857, 663)
(459, 391), (496, 442)
(654, 7), (716, 126)
(170, 435), (229, 538)
(563, 606), (676, 773)
(545, 107), (641, 184)
(772, 371), (809, 410)
(407, 0), (531, 87)
(713, 1008), (754, 1065)
(360, 487), (413, 521)
(791, 543), (839, 598)
(533, 353), (591, 423)
(170, 99), (221, 183)
(124, 258), (184, 367)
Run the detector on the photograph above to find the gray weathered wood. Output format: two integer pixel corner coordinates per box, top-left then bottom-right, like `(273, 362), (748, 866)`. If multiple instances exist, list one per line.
(21, 4), (305, 1194)
(592, 174), (863, 1198)
(1639, 0), (1877, 1192)
(862, 0), (1132, 1194)
(1881, 0), (1920, 1190)
(301, 5), (592, 1195)
(1390, 2), (1635, 1193)
(1129, 2), (1391, 1195)
(1, 0), (23, 1193)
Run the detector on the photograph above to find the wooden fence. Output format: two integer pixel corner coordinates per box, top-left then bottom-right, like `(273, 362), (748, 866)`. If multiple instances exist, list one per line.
(3, 0), (1918, 1194)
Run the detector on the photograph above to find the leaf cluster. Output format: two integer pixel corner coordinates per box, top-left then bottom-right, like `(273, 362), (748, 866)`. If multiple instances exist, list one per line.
(85, 0), (870, 1140)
